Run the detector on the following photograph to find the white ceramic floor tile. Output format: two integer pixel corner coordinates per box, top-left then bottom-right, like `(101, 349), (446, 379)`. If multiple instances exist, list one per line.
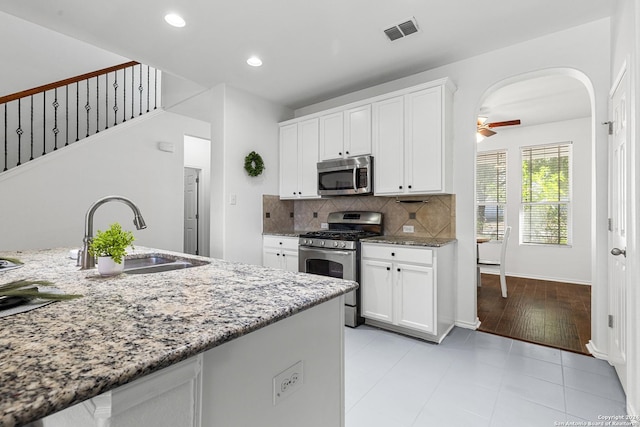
(450, 343), (511, 369)
(443, 357), (505, 391)
(351, 374), (435, 426)
(500, 371), (566, 412)
(565, 387), (627, 421)
(562, 350), (617, 376)
(344, 326), (628, 427)
(428, 379), (499, 419)
(490, 392), (567, 427)
(346, 400), (412, 427)
(465, 330), (514, 352)
(505, 352), (564, 385)
(510, 339), (562, 365)
(563, 366), (626, 402)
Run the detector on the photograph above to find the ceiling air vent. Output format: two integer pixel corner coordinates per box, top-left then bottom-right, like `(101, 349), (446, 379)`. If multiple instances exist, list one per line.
(383, 17), (419, 42)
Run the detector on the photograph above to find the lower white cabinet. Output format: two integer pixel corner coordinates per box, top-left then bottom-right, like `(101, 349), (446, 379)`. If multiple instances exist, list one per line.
(39, 356), (202, 427)
(361, 242), (455, 343)
(262, 235), (299, 272)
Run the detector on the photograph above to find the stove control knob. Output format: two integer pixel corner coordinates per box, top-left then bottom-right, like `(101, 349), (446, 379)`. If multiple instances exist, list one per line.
(321, 241), (325, 247)
(333, 241), (338, 247)
(340, 242), (347, 248)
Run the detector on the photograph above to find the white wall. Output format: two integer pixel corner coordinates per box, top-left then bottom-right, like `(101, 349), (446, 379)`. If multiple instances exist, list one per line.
(184, 135), (212, 257)
(0, 11), (128, 96)
(296, 20), (611, 342)
(209, 84), (292, 264)
(477, 117), (591, 284)
(0, 110), (210, 252)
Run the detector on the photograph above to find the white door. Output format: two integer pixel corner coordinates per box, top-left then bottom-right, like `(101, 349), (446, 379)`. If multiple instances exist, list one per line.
(608, 66), (629, 391)
(184, 167), (200, 255)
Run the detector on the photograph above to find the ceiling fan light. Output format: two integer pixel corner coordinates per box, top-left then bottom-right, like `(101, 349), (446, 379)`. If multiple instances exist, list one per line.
(477, 116), (488, 126)
(478, 127), (497, 137)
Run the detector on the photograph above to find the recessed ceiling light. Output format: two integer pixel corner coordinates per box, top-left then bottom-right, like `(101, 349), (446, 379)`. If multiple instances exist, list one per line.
(247, 56), (263, 67)
(164, 13), (186, 28)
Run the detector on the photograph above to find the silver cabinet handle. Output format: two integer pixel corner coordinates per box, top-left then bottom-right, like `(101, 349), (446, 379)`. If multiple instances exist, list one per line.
(611, 247), (626, 257)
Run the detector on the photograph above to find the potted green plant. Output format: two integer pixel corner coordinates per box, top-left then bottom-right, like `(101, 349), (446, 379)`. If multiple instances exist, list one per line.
(89, 222), (135, 276)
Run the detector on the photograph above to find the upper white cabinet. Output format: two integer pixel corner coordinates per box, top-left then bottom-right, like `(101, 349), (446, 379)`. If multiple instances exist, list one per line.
(319, 105), (372, 161)
(319, 112), (344, 161)
(279, 78), (454, 198)
(373, 81), (454, 195)
(279, 118), (320, 199)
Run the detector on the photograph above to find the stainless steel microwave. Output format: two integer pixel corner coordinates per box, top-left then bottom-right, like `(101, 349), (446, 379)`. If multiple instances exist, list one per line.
(317, 155), (373, 196)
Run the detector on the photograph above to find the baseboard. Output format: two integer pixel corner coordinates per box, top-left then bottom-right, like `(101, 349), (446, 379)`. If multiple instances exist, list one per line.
(478, 270), (591, 286)
(455, 317), (481, 330)
(586, 340), (609, 361)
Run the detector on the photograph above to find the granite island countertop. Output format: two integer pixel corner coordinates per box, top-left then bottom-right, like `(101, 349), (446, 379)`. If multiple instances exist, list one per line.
(0, 247), (357, 427)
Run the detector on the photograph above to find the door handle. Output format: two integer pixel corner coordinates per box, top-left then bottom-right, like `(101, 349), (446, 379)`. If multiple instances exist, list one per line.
(611, 247), (626, 257)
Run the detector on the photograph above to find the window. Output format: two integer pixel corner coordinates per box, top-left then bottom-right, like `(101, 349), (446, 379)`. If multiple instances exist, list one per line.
(476, 150), (506, 240)
(521, 143), (572, 245)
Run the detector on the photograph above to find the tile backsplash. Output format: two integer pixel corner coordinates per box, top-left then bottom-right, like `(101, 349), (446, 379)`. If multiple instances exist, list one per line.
(263, 194), (455, 238)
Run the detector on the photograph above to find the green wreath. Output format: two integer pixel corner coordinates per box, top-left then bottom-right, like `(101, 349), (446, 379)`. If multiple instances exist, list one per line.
(244, 151), (265, 177)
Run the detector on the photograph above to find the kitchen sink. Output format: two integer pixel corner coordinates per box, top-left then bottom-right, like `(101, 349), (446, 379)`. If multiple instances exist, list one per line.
(123, 254), (208, 275)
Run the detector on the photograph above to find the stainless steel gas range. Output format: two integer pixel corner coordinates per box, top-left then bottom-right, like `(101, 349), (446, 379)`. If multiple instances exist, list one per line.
(298, 211), (383, 327)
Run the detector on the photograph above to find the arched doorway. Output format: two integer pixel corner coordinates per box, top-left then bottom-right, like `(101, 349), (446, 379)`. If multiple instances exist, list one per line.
(474, 70), (596, 354)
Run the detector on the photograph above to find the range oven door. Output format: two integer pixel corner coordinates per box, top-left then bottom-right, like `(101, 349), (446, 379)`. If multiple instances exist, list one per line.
(298, 246), (360, 327)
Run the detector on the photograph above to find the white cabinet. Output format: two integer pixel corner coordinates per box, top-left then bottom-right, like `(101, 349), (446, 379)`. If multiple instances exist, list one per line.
(373, 81), (454, 195)
(263, 235), (299, 272)
(361, 242), (455, 343)
(319, 105), (371, 161)
(279, 118), (319, 199)
(319, 112), (344, 161)
(40, 356), (202, 427)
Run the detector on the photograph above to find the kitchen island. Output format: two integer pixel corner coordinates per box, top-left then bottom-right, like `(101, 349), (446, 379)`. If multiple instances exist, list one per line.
(0, 247), (356, 427)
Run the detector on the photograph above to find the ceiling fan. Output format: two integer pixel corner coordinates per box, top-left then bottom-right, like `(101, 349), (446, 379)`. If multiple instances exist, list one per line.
(476, 117), (521, 141)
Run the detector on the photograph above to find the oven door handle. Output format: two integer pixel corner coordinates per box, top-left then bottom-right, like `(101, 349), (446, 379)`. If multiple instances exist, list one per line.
(298, 246), (353, 257)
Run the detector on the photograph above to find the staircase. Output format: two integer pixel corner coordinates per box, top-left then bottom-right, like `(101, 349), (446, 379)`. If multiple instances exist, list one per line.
(0, 61), (161, 173)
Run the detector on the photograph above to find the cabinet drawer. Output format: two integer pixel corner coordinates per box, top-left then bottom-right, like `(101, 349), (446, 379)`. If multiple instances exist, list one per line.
(263, 235), (299, 251)
(362, 243), (432, 265)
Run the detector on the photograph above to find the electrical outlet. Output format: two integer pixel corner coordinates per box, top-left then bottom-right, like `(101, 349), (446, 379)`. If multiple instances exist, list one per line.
(403, 225), (415, 233)
(273, 360), (303, 405)
(320, 223), (329, 229)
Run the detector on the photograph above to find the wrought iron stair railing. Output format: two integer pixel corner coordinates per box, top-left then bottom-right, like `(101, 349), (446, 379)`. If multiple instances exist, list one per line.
(0, 61), (160, 173)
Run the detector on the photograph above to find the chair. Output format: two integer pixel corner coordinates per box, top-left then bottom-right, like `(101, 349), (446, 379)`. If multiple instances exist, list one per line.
(477, 226), (511, 298)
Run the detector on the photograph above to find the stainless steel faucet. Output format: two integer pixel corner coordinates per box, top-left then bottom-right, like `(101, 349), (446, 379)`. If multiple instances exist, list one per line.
(79, 195), (147, 269)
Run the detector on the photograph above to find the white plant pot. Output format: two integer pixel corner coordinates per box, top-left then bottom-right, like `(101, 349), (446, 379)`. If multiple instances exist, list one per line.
(97, 256), (124, 276)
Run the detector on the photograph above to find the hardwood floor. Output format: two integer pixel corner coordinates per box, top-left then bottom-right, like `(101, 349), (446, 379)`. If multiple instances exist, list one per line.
(477, 273), (591, 355)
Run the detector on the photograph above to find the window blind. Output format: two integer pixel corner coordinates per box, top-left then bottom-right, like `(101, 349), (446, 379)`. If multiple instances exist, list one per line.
(476, 150), (506, 240)
(521, 143), (572, 245)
